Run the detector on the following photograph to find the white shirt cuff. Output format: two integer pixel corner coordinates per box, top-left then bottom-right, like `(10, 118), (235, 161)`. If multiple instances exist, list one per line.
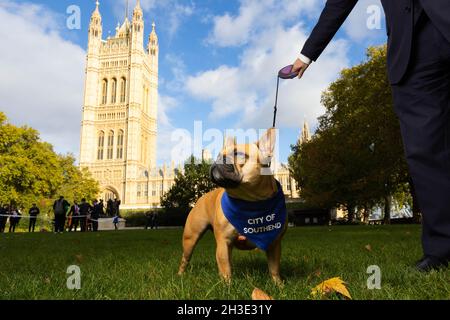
(299, 54), (311, 65)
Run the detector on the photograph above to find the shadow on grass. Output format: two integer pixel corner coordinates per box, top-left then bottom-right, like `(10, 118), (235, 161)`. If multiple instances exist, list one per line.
(232, 256), (312, 280)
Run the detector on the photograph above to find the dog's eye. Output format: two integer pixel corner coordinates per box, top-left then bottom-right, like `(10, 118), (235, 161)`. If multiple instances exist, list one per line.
(234, 151), (247, 164)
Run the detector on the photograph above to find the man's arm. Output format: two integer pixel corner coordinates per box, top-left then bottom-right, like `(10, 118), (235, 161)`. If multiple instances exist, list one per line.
(302, 0), (358, 61)
(293, 0), (358, 77)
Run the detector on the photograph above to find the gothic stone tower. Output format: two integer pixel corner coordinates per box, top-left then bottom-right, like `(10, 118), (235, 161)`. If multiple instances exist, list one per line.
(79, 1), (159, 208)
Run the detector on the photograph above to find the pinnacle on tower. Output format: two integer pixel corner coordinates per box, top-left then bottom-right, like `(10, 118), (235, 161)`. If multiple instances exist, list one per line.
(133, 0), (143, 16)
(135, 0), (142, 10)
(148, 21), (159, 55)
(299, 120), (311, 145)
(91, 0), (101, 19)
(89, 0), (102, 43)
(149, 22), (158, 43)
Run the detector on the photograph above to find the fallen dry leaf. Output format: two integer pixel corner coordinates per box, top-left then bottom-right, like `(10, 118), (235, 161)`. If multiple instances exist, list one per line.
(252, 288), (274, 300)
(365, 244), (372, 252)
(75, 254), (83, 263)
(311, 277), (352, 300)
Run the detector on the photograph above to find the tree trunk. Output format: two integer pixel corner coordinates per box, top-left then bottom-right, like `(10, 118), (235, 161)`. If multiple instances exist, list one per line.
(383, 195), (391, 225)
(408, 176), (422, 223)
(363, 205), (370, 224)
(347, 204), (355, 224)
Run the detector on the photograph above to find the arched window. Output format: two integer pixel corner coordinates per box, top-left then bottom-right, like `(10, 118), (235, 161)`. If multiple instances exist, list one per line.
(107, 130), (114, 160)
(137, 183), (142, 198)
(120, 77), (126, 103)
(97, 131), (105, 160)
(144, 183), (148, 197)
(102, 79), (108, 104)
(117, 130), (124, 159)
(111, 78), (117, 104)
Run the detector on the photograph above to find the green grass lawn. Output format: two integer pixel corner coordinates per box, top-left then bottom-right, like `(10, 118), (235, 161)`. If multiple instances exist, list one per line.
(0, 225), (449, 300)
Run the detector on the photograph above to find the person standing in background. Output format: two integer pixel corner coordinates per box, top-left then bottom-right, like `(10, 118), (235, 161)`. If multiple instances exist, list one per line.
(91, 199), (103, 232)
(68, 201), (80, 232)
(28, 203), (40, 232)
(0, 205), (8, 233)
(53, 196), (70, 233)
(114, 198), (121, 217)
(78, 198), (92, 232)
(8, 207), (20, 233)
(106, 198), (114, 216)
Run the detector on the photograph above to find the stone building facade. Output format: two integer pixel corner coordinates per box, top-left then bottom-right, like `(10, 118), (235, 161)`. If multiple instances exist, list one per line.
(79, 1), (160, 209)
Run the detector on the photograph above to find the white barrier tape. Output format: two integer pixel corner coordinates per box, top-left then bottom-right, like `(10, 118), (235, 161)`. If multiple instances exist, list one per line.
(0, 214), (123, 223)
(0, 214), (50, 220)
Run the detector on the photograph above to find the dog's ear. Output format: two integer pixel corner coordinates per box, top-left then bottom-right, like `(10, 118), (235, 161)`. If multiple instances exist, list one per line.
(257, 128), (276, 158)
(224, 135), (236, 149)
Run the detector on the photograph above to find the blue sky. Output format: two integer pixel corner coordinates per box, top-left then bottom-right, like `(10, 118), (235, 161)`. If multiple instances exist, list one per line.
(0, 0), (387, 166)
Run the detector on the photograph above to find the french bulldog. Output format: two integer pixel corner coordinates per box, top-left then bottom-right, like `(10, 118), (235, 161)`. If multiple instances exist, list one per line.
(178, 128), (287, 284)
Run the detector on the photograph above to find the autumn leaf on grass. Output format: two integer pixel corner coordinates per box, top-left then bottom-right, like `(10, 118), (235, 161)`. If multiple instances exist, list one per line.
(365, 244), (372, 252)
(252, 288), (274, 300)
(311, 277), (352, 300)
(75, 254), (83, 263)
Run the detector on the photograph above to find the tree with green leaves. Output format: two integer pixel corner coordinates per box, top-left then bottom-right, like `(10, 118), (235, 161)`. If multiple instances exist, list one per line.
(161, 156), (216, 210)
(56, 154), (99, 204)
(0, 112), (99, 214)
(289, 46), (415, 223)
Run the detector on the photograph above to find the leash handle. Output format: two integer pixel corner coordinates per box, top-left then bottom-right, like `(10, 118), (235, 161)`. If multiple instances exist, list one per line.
(272, 76), (280, 128)
(273, 65), (300, 128)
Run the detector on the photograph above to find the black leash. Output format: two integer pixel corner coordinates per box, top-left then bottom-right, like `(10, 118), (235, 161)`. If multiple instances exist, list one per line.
(272, 76), (280, 128)
(273, 64), (299, 128)
(263, 65), (299, 168)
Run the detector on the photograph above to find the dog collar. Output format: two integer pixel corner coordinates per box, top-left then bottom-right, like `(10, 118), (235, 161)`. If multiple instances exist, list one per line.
(221, 180), (287, 251)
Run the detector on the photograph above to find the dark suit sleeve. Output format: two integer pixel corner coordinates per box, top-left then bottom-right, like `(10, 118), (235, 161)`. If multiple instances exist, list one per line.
(301, 0), (358, 61)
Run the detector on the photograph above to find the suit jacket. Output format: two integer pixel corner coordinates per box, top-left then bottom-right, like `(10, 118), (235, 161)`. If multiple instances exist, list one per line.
(301, 0), (450, 84)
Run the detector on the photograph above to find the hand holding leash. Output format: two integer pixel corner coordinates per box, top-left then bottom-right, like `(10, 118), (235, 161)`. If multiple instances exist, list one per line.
(272, 62), (307, 127)
(291, 58), (310, 79)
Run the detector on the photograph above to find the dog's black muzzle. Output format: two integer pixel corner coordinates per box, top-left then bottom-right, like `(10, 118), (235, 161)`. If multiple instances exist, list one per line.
(210, 163), (242, 188)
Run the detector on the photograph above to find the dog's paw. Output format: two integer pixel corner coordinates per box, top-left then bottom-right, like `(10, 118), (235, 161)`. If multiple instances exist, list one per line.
(272, 277), (284, 288)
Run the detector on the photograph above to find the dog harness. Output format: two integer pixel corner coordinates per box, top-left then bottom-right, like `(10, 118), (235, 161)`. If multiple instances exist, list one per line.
(221, 180), (287, 251)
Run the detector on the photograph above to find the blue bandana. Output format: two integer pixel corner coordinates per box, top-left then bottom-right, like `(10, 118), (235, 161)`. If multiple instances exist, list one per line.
(221, 180), (287, 251)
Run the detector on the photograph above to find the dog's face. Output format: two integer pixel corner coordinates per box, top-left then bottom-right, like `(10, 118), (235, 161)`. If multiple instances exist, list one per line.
(210, 128), (276, 190)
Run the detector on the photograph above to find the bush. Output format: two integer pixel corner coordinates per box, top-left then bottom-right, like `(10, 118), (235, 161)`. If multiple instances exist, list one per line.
(120, 207), (191, 227)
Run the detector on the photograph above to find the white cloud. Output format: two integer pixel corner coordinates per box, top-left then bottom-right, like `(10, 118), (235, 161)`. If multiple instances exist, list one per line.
(207, 0), (321, 47)
(163, 53), (188, 92)
(158, 94), (178, 126)
(187, 0), (350, 131)
(167, 3), (194, 37)
(156, 94), (179, 164)
(140, 0), (158, 11)
(0, 1), (85, 156)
